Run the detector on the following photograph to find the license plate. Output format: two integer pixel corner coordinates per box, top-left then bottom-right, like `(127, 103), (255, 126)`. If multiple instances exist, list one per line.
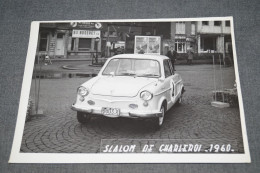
(101, 107), (120, 117)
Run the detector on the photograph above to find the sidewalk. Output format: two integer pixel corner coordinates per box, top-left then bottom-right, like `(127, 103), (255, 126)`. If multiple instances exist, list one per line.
(34, 60), (103, 74)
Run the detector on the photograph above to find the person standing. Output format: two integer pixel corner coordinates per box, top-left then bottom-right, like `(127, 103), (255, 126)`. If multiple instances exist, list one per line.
(187, 46), (194, 65)
(44, 54), (52, 65)
(166, 46), (177, 70)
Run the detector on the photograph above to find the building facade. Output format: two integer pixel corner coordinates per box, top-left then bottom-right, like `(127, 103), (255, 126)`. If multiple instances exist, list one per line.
(37, 21), (232, 60)
(196, 20), (232, 54)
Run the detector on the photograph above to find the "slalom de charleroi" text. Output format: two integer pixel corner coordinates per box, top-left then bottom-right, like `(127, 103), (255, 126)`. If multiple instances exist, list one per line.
(102, 144), (202, 153)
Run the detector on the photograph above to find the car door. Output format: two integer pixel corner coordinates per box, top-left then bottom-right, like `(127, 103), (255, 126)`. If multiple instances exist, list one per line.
(163, 59), (175, 109)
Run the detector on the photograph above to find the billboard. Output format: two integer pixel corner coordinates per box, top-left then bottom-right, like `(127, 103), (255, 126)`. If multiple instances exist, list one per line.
(134, 36), (161, 54)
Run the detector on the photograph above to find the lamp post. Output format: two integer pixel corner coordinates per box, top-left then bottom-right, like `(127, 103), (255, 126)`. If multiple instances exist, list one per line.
(95, 37), (100, 64)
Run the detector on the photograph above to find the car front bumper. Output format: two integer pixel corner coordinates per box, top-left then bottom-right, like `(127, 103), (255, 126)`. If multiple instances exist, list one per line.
(71, 103), (163, 118)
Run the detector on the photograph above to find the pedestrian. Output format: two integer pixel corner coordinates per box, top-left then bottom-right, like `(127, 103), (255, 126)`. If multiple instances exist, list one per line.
(187, 47), (194, 65)
(44, 54), (52, 65)
(166, 46), (177, 70)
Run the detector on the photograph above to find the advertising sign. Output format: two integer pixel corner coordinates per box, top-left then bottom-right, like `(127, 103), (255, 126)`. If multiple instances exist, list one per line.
(148, 37), (161, 54)
(134, 36), (161, 54)
(72, 30), (100, 38)
(114, 41), (125, 49)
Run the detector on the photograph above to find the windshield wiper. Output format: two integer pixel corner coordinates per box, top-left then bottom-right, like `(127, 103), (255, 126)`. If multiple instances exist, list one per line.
(119, 72), (136, 76)
(136, 74), (160, 77)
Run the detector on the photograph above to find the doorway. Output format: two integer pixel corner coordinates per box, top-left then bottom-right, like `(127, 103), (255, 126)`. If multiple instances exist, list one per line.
(55, 33), (65, 56)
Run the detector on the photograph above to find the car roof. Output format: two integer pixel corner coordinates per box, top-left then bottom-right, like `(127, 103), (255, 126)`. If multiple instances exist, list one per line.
(110, 54), (169, 60)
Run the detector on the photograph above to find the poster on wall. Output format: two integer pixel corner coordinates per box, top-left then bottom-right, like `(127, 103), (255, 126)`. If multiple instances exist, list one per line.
(134, 36), (161, 54)
(9, 17), (251, 163)
(148, 36), (161, 54)
(134, 36), (148, 54)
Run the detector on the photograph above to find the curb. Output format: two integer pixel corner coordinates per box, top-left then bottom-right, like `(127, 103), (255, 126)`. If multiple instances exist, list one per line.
(62, 65), (81, 70)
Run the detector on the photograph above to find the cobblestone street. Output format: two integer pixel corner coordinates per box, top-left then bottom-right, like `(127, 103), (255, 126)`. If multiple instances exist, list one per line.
(20, 64), (244, 153)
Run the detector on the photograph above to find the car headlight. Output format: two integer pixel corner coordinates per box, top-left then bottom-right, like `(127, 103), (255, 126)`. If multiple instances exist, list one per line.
(140, 91), (153, 101)
(78, 86), (89, 97)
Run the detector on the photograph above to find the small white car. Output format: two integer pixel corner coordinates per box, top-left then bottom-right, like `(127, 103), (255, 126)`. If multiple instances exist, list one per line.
(71, 54), (184, 128)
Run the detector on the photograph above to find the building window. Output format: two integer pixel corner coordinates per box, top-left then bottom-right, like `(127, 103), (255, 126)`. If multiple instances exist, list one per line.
(175, 39), (186, 53)
(39, 33), (48, 51)
(78, 38), (91, 50)
(202, 21), (209, 25)
(176, 22), (185, 34)
(214, 21), (222, 26)
(191, 23), (196, 35)
(225, 21), (230, 27)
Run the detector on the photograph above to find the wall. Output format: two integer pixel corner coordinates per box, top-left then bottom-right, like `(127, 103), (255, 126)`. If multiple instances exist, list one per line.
(197, 21), (231, 34)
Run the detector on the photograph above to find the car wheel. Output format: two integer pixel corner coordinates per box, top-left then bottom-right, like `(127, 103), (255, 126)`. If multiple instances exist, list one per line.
(177, 95), (182, 105)
(176, 90), (183, 106)
(77, 111), (91, 124)
(155, 105), (165, 129)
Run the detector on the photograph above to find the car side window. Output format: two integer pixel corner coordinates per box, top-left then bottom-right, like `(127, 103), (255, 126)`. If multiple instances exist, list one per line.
(168, 59), (175, 75)
(163, 60), (172, 78)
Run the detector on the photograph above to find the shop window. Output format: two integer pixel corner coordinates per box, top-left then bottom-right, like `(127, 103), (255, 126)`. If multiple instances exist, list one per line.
(202, 21), (209, 25)
(214, 21), (222, 26)
(225, 21), (230, 27)
(175, 39), (186, 53)
(176, 22), (185, 34)
(78, 38), (91, 50)
(39, 33), (48, 51)
(201, 37), (216, 52)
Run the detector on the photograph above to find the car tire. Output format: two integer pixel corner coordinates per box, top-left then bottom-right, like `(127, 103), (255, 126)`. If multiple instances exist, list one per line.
(77, 111), (91, 124)
(176, 88), (184, 106)
(176, 95), (182, 105)
(154, 105), (165, 129)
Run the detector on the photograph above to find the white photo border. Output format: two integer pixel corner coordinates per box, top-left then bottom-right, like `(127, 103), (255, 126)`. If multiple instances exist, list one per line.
(9, 17), (251, 163)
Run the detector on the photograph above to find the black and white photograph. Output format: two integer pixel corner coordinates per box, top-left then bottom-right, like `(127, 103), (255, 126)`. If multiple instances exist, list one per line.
(9, 17), (250, 163)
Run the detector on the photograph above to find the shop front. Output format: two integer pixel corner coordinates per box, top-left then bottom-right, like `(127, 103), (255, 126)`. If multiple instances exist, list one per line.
(68, 29), (101, 58)
(197, 34), (231, 54)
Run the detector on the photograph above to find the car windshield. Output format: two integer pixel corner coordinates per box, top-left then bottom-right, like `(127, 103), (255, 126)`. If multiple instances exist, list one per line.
(102, 58), (160, 78)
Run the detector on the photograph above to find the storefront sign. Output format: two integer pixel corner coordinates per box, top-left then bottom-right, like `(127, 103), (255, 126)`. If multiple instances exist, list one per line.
(114, 41), (125, 49)
(134, 36), (161, 54)
(186, 37), (195, 42)
(72, 30), (100, 38)
(175, 35), (186, 39)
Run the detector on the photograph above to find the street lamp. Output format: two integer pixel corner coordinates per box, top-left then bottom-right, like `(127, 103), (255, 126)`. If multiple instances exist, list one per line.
(95, 37), (100, 64)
